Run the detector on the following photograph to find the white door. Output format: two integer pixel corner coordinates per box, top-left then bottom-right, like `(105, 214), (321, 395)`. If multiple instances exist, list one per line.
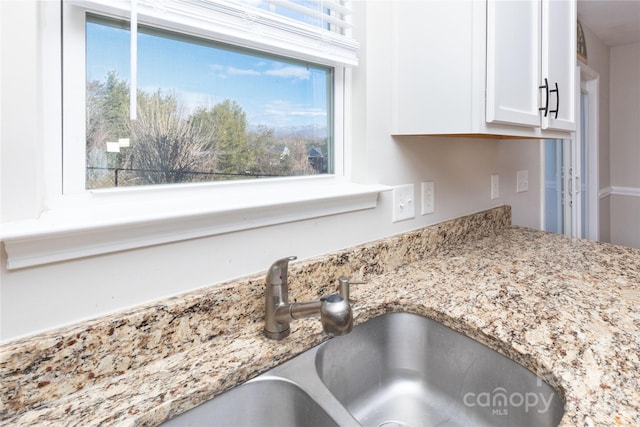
(541, 0), (576, 131)
(486, 0), (541, 127)
(544, 66), (599, 239)
(544, 138), (582, 236)
(544, 139), (566, 234)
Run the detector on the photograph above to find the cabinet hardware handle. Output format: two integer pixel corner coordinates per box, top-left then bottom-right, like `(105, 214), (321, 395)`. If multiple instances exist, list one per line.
(549, 82), (559, 119)
(539, 78), (549, 117)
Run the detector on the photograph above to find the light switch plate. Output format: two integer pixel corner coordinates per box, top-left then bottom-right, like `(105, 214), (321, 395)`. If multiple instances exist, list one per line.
(517, 170), (529, 193)
(421, 181), (435, 215)
(491, 174), (499, 200)
(392, 184), (415, 222)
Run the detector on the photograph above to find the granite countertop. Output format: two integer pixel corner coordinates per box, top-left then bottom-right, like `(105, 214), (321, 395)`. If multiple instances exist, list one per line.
(1, 206), (639, 426)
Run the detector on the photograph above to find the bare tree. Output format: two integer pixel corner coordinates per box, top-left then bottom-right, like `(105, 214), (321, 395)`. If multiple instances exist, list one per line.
(128, 91), (216, 185)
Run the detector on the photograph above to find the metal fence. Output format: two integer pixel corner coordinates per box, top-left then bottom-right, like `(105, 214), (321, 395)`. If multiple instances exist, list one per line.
(86, 166), (286, 187)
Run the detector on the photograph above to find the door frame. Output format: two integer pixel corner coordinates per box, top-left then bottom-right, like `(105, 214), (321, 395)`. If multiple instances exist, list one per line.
(540, 63), (599, 239)
(579, 63), (600, 240)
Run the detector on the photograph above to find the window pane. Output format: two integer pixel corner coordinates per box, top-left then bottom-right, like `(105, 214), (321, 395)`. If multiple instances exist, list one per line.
(85, 15), (333, 189)
(254, 1), (332, 31)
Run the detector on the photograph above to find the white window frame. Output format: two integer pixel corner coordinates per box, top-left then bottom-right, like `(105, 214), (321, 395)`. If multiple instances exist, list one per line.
(0, 1), (386, 270)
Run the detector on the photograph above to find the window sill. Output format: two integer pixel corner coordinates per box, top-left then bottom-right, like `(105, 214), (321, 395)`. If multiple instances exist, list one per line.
(1, 178), (390, 270)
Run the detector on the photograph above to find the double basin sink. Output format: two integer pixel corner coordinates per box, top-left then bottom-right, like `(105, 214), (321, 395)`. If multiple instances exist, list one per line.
(162, 312), (565, 427)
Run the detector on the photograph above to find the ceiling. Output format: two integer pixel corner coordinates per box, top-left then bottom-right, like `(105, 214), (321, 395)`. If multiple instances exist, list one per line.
(577, 0), (640, 46)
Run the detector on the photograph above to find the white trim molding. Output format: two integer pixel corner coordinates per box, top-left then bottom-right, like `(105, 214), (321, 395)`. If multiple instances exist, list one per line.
(599, 186), (640, 199)
(69, 0), (359, 67)
(1, 180), (390, 270)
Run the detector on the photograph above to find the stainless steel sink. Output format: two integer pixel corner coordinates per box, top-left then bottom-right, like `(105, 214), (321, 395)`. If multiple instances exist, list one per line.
(315, 312), (565, 427)
(160, 377), (339, 427)
(161, 312), (564, 427)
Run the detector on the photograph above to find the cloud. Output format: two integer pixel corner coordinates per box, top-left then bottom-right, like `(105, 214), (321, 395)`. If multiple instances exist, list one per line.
(209, 63), (311, 81)
(208, 64), (228, 79)
(179, 90), (219, 114)
(227, 66), (261, 76)
(289, 109), (326, 117)
(209, 64), (261, 79)
(252, 100), (326, 126)
(265, 66), (310, 80)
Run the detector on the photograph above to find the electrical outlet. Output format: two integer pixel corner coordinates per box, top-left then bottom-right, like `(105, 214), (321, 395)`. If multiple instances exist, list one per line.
(392, 184), (415, 222)
(517, 170), (529, 193)
(491, 174), (500, 200)
(421, 181), (435, 215)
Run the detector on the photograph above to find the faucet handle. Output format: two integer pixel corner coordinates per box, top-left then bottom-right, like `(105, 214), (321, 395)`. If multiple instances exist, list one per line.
(266, 256), (297, 285)
(337, 276), (367, 302)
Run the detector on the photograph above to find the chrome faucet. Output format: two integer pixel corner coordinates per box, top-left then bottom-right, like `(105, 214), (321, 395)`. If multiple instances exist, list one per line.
(263, 256), (358, 340)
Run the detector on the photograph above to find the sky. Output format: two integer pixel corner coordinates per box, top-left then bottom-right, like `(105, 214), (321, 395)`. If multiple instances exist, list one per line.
(86, 19), (330, 129)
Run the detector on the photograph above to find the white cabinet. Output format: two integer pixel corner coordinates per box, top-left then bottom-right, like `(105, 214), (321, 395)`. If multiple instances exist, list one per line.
(485, 0), (542, 128)
(487, 0), (576, 132)
(542, 0), (577, 131)
(391, 0), (576, 138)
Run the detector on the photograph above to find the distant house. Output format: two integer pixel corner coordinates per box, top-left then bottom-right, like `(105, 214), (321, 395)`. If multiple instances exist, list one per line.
(307, 146), (326, 173)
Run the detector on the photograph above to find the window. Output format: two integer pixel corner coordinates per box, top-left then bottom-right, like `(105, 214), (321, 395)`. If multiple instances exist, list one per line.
(85, 14), (334, 189)
(2, 1), (389, 270)
(63, 0), (359, 194)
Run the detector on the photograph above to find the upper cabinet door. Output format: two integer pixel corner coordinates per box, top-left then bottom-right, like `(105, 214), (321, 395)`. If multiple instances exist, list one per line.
(486, 0), (542, 128)
(541, 0), (576, 131)
(390, 0), (576, 138)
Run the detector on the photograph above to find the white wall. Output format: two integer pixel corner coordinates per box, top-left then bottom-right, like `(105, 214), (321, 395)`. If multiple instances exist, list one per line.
(0, 1), (542, 342)
(609, 42), (640, 248)
(580, 16), (640, 249)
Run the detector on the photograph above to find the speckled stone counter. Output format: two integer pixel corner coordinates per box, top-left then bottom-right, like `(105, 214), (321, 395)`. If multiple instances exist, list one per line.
(1, 205), (639, 426)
